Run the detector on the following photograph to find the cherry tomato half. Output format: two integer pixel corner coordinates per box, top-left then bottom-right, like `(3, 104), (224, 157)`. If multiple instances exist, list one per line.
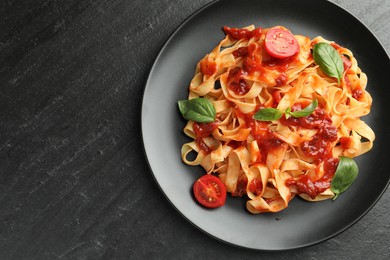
(193, 174), (226, 208)
(265, 28), (299, 59)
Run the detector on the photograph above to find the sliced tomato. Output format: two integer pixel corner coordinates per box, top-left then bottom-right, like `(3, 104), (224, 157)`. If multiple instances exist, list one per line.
(193, 174), (226, 208)
(265, 28), (299, 59)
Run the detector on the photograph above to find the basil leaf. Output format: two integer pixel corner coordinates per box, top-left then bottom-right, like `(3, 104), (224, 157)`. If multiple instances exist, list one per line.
(331, 156), (359, 200)
(253, 108), (282, 121)
(285, 107), (292, 119)
(178, 98), (216, 123)
(254, 100), (317, 122)
(288, 99), (318, 118)
(313, 42), (344, 84)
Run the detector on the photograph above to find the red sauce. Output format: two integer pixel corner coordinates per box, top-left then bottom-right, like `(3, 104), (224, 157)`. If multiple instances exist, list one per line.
(241, 111), (284, 164)
(193, 122), (218, 138)
(280, 103), (330, 129)
(286, 158), (339, 199)
(344, 74), (351, 90)
(271, 90), (283, 108)
(226, 100), (237, 108)
(281, 103), (339, 198)
(300, 132), (335, 161)
(352, 88), (364, 100)
(272, 90), (282, 103)
(248, 178), (263, 196)
(262, 55), (294, 73)
(193, 122), (218, 153)
(223, 26), (262, 40)
(275, 72), (288, 86)
(330, 42), (341, 49)
(244, 56), (262, 75)
(342, 55), (352, 72)
(228, 140), (246, 149)
(227, 67), (250, 95)
(339, 136), (351, 150)
(232, 47), (249, 57)
(341, 56), (353, 90)
(323, 157), (339, 178)
(196, 138), (212, 154)
(200, 58), (217, 75)
(281, 104), (337, 161)
(243, 43), (263, 74)
(232, 177), (248, 197)
(264, 197), (278, 204)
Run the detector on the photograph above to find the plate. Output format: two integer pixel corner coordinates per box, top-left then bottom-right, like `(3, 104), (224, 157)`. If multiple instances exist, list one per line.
(141, 0), (390, 250)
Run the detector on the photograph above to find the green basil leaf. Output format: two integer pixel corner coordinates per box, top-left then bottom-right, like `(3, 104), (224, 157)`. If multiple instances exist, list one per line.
(178, 98), (216, 123)
(253, 108), (282, 121)
(285, 107), (292, 119)
(331, 156), (359, 200)
(289, 99), (318, 118)
(313, 42), (344, 84)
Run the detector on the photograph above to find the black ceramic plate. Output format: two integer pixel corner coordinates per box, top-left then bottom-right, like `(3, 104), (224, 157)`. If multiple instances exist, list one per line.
(141, 0), (390, 250)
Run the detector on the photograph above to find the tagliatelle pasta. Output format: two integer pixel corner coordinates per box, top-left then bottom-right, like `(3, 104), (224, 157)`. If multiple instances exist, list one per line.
(179, 25), (375, 213)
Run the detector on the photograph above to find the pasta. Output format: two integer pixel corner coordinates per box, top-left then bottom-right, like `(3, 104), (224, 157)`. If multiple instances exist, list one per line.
(179, 25), (375, 213)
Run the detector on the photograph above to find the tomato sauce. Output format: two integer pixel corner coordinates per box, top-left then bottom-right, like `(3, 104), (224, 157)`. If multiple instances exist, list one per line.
(262, 55), (295, 72)
(200, 58), (217, 75)
(344, 74), (352, 90)
(232, 177), (248, 197)
(193, 122), (218, 153)
(228, 140), (246, 149)
(270, 90), (283, 108)
(286, 158), (339, 199)
(223, 26), (262, 40)
(275, 72), (288, 86)
(339, 136), (351, 150)
(227, 67), (250, 95)
(232, 47), (249, 57)
(196, 138), (212, 154)
(281, 103), (339, 198)
(342, 55), (352, 72)
(352, 87), (364, 100)
(243, 43), (262, 74)
(280, 104), (337, 161)
(226, 100), (237, 108)
(330, 42), (341, 49)
(193, 122), (218, 138)
(248, 178), (263, 196)
(241, 111), (284, 164)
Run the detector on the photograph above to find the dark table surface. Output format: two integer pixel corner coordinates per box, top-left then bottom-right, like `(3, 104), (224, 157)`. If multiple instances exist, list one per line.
(1, 0), (389, 259)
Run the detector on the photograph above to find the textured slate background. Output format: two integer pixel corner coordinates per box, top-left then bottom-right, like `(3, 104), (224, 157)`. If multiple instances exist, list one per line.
(0, 0), (389, 259)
